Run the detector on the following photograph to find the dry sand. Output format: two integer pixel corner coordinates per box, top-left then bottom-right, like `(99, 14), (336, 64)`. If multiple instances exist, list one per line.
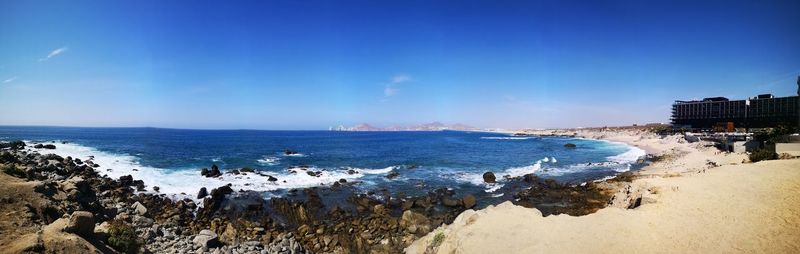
(407, 130), (800, 254)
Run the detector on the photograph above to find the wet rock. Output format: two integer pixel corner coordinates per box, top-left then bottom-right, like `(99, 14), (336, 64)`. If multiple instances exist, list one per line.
(441, 197), (461, 207)
(197, 187), (208, 199)
(205, 164), (222, 177)
(564, 143), (577, 148)
(385, 171), (400, 179)
(119, 175), (133, 186)
(64, 211), (94, 238)
(200, 168), (209, 176)
(267, 175), (277, 181)
(462, 195), (476, 209)
(482, 172), (496, 183)
(199, 185), (233, 218)
(284, 149), (298, 155)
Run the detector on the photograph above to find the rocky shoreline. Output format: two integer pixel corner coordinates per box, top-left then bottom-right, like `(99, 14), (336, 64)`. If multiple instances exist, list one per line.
(0, 140), (638, 253)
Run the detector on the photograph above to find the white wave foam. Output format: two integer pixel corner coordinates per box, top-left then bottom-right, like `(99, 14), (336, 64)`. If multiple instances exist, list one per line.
(480, 137), (533, 140)
(282, 153), (306, 157)
(485, 183), (504, 193)
(24, 142), (396, 201)
(352, 166), (395, 175)
(551, 157), (557, 163)
(256, 156), (280, 166)
(606, 145), (646, 163)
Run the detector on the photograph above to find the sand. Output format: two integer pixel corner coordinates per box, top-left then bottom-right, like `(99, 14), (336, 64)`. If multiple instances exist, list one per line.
(407, 130), (800, 254)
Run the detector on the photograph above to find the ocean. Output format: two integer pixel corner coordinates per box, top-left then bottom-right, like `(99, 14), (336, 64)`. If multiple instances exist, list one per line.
(0, 126), (645, 201)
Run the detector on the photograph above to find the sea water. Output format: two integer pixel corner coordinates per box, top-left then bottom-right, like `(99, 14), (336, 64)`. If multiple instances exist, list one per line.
(0, 126), (645, 200)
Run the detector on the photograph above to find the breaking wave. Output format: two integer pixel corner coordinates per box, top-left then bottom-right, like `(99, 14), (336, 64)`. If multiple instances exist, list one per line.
(23, 142), (398, 201)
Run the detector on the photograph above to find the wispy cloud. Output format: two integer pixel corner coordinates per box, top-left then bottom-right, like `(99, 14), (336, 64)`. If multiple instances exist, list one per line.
(2, 76), (17, 84)
(384, 86), (399, 96)
(383, 74), (412, 97)
(39, 46), (68, 61)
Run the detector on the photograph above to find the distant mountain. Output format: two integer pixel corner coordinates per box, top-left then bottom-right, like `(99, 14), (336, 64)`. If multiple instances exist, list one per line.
(330, 122), (478, 131)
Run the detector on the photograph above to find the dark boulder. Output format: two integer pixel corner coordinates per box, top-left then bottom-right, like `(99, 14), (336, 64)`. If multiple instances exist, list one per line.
(119, 175), (133, 186)
(523, 173), (540, 183)
(197, 187), (208, 199)
(283, 149), (298, 155)
(200, 168), (209, 176)
(267, 175), (277, 182)
(385, 171), (400, 179)
(564, 143), (577, 148)
(482, 172), (496, 183)
(42, 144), (56, 149)
(204, 164), (221, 177)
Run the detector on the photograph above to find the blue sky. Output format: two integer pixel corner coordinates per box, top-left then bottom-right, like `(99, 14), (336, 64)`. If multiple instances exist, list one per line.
(1, 0), (799, 129)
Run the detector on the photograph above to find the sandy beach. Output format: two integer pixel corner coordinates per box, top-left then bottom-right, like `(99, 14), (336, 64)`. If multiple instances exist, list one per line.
(407, 129), (800, 253)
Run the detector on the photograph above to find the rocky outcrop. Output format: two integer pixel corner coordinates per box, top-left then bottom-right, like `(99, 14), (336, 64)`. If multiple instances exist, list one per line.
(483, 172), (496, 183)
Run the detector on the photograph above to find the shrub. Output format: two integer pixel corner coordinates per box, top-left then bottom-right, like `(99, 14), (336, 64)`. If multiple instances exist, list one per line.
(749, 149), (776, 163)
(430, 231), (445, 248)
(107, 220), (141, 254)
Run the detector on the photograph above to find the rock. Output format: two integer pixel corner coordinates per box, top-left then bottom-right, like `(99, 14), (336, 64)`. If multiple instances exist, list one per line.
(385, 171), (400, 179)
(220, 223), (238, 244)
(205, 164), (222, 177)
(132, 201), (148, 216)
(193, 230), (220, 251)
(267, 175), (277, 181)
(200, 168), (209, 176)
(119, 175), (133, 186)
(64, 211), (94, 238)
(400, 210), (431, 235)
(94, 222), (110, 242)
(482, 172), (496, 183)
(462, 195), (476, 209)
(283, 149), (298, 155)
(441, 197), (461, 207)
(523, 173), (539, 183)
(197, 187), (208, 199)
(153, 186), (160, 192)
(564, 143), (577, 148)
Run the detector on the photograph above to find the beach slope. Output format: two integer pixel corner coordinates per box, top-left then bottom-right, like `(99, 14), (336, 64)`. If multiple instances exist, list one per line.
(407, 159), (800, 254)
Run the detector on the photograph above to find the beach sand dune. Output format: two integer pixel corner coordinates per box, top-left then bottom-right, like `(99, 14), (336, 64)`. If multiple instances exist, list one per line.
(408, 158), (800, 254)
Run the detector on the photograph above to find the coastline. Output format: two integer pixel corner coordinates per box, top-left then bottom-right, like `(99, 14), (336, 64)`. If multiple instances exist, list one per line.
(407, 128), (800, 253)
(0, 134), (637, 253)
